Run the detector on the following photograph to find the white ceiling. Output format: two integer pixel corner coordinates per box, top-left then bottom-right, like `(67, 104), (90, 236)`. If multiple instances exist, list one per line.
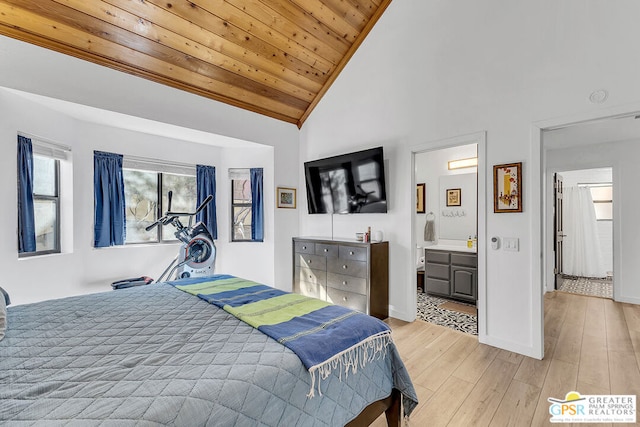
(543, 114), (640, 150)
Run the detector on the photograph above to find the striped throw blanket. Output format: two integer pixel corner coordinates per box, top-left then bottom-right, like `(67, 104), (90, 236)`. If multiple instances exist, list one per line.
(168, 275), (392, 397)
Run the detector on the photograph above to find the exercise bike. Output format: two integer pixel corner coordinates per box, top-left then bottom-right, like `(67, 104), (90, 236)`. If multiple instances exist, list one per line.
(111, 191), (216, 290)
(149, 191), (216, 282)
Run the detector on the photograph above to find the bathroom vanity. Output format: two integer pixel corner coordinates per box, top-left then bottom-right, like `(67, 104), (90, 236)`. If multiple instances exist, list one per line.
(424, 245), (477, 303)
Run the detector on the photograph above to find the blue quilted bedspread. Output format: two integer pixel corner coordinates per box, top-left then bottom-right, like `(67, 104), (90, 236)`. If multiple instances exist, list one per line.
(0, 281), (418, 426)
(168, 275), (393, 396)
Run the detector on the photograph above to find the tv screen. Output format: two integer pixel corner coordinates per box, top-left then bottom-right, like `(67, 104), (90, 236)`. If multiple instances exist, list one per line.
(304, 147), (387, 214)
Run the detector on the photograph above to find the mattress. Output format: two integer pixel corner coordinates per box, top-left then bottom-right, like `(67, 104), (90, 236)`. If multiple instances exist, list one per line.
(0, 282), (417, 426)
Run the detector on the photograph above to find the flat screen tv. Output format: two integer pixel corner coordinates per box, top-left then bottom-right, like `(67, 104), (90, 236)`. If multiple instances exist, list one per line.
(304, 147), (387, 214)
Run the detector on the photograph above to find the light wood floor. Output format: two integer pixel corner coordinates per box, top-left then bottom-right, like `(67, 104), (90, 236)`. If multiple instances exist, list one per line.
(373, 291), (640, 427)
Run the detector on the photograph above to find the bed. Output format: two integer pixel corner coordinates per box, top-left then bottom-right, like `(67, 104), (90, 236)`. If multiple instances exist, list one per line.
(0, 276), (417, 426)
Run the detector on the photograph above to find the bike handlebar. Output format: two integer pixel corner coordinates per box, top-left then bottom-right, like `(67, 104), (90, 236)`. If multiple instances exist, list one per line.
(144, 194), (213, 232)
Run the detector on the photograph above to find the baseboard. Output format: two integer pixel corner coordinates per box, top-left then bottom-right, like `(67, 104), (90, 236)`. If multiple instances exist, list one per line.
(616, 295), (640, 305)
(389, 307), (414, 322)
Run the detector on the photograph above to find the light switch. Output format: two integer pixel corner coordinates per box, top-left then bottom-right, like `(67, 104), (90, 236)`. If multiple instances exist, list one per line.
(503, 237), (519, 252)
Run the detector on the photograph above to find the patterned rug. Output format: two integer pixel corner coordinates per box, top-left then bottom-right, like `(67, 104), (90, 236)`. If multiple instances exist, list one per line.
(416, 293), (477, 335)
(558, 276), (613, 299)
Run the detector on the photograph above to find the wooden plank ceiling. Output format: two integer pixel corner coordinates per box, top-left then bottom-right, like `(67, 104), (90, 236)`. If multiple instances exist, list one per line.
(0, 0), (392, 127)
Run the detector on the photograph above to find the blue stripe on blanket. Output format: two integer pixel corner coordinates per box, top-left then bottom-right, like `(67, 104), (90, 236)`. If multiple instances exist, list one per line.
(199, 285), (287, 308)
(258, 304), (389, 369)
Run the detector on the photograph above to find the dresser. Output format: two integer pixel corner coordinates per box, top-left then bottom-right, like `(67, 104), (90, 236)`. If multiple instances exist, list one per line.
(425, 248), (477, 303)
(292, 237), (389, 319)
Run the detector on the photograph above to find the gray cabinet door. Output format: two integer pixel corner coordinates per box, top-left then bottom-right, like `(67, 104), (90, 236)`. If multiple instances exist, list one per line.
(451, 266), (477, 302)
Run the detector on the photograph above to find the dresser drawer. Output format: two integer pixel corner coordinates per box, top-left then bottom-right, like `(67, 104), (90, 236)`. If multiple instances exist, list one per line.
(326, 287), (367, 313)
(327, 258), (367, 278)
(315, 243), (339, 258)
(295, 253), (327, 270)
(294, 279), (325, 299)
(339, 245), (367, 262)
(425, 262), (449, 280)
(426, 278), (450, 296)
(294, 241), (315, 254)
(295, 266), (327, 287)
(451, 253), (477, 268)
(425, 250), (450, 264)
(327, 272), (367, 295)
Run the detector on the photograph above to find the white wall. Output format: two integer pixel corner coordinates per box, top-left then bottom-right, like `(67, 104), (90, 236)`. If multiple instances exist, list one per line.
(0, 88), (279, 304)
(414, 144), (477, 247)
(300, 0), (640, 358)
(0, 36), (301, 302)
(546, 142), (640, 304)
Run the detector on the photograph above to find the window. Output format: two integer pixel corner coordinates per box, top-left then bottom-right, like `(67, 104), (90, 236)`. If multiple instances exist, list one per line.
(230, 168), (263, 242)
(590, 185), (612, 221)
(123, 169), (197, 244)
(30, 155), (60, 255)
(231, 176), (252, 241)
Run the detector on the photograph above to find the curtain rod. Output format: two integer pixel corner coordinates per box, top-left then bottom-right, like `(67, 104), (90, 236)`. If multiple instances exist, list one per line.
(18, 131), (71, 151)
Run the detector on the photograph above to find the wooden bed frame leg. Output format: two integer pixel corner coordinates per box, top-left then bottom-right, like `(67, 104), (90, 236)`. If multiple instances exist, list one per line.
(384, 388), (402, 427)
(345, 388), (402, 427)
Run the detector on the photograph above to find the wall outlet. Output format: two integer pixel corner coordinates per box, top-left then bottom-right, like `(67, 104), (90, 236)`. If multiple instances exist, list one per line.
(503, 237), (519, 252)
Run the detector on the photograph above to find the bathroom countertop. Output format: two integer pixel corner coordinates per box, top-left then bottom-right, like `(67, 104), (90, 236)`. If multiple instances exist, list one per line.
(423, 244), (477, 254)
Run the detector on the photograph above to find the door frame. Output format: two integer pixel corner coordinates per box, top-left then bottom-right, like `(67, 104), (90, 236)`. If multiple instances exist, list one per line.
(410, 131), (487, 341)
(533, 104), (640, 358)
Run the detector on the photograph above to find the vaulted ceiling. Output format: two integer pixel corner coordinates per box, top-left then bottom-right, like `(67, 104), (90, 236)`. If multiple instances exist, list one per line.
(0, 0), (392, 128)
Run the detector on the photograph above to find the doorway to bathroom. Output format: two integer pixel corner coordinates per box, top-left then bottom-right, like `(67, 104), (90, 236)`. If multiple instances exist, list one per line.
(414, 142), (479, 335)
(553, 168), (613, 299)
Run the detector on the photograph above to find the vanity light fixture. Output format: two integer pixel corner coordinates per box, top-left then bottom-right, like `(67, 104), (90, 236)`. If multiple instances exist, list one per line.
(448, 157), (478, 170)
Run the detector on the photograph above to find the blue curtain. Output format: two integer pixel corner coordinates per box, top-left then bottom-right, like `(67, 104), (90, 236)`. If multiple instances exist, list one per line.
(250, 168), (264, 241)
(17, 136), (36, 253)
(196, 165), (217, 239)
(94, 151), (126, 247)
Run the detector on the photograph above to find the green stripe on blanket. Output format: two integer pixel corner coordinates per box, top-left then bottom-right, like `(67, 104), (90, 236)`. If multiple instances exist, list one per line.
(225, 293), (330, 328)
(175, 277), (256, 295)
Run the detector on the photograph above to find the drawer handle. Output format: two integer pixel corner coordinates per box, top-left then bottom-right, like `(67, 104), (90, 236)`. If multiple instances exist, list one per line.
(342, 281), (348, 285)
(309, 275), (313, 280)
(342, 265), (348, 270)
(342, 296), (348, 302)
(302, 246), (307, 250)
(349, 251), (354, 255)
(307, 259), (312, 264)
(324, 248), (328, 253)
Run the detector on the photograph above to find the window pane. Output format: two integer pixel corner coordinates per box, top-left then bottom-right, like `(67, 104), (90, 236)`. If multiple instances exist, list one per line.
(34, 199), (57, 252)
(233, 179), (251, 204)
(124, 169), (158, 243)
(33, 155), (57, 196)
(233, 206), (252, 240)
(590, 186), (612, 202)
(161, 173), (197, 241)
(594, 202), (613, 220)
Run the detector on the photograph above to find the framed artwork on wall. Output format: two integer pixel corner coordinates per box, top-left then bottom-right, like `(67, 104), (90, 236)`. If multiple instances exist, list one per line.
(277, 187), (296, 209)
(493, 162), (523, 213)
(416, 183), (426, 213)
(446, 188), (461, 207)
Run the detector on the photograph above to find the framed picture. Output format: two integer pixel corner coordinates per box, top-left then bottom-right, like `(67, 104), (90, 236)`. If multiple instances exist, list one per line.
(277, 187), (297, 209)
(416, 183), (426, 213)
(493, 162), (523, 213)
(446, 188), (461, 207)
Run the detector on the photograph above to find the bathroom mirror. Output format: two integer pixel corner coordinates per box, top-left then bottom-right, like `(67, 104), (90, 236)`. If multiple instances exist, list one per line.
(438, 173), (477, 240)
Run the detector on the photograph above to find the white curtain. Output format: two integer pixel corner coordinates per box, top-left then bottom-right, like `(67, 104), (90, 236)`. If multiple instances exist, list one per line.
(562, 186), (606, 278)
